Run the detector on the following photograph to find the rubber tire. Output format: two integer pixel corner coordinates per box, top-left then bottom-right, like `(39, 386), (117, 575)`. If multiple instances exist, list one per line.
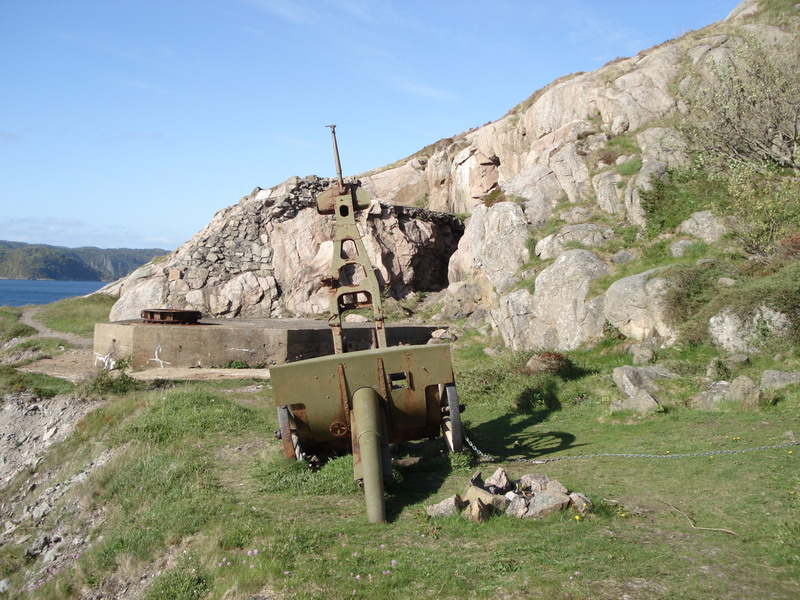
(277, 406), (303, 460)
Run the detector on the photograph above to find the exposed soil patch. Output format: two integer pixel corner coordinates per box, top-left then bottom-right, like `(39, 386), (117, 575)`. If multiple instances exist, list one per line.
(19, 349), (98, 383)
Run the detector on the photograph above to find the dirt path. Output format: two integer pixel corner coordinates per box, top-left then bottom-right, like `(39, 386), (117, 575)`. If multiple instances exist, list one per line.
(19, 306), (92, 348)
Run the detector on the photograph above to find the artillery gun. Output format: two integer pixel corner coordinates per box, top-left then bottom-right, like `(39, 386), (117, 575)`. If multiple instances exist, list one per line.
(271, 126), (464, 523)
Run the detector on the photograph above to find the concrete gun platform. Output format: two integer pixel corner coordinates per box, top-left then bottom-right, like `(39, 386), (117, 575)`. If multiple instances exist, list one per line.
(93, 318), (440, 372)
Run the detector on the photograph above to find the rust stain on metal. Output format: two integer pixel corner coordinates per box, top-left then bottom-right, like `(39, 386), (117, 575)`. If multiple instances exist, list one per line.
(140, 309), (202, 325)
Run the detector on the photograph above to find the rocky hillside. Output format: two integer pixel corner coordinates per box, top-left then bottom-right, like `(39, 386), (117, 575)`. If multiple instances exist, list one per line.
(106, 177), (463, 321)
(105, 0), (800, 356)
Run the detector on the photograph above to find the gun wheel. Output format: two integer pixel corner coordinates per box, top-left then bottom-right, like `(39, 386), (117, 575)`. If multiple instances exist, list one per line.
(441, 383), (463, 453)
(277, 406), (303, 460)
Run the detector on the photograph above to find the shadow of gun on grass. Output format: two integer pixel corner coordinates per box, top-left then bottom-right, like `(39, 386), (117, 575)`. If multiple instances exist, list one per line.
(383, 381), (585, 520)
(465, 379), (585, 462)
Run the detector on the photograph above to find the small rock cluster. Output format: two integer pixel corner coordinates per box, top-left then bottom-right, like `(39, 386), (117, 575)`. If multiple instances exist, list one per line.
(610, 361), (800, 414)
(426, 467), (592, 523)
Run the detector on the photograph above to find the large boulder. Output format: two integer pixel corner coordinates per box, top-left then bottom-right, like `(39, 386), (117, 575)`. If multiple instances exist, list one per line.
(708, 306), (791, 353)
(612, 365), (679, 398)
(604, 268), (678, 344)
(500, 165), (563, 226)
(447, 202), (529, 294)
(761, 370), (800, 391)
(108, 178), (463, 320)
(677, 210), (730, 243)
(490, 250), (608, 351)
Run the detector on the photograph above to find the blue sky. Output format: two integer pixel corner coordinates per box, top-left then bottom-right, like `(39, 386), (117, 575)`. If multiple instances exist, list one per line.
(1, 0), (741, 250)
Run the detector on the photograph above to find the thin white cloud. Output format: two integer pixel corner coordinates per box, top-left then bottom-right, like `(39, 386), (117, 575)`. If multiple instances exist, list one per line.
(58, 32), (184, 74)
(114, 78), (172, 95)
(242, 0), (391, 26)
(561, 3), (652, 63)
(1, 216), (85, 230)
(240, 26), (268, 38)
(321, 0), (380, 23)
(1, 130), (26, 142)
(0, 217), (178, 249)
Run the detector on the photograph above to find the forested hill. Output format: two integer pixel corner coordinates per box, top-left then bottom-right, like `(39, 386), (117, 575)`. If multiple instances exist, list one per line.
(0, 240), (168, 281)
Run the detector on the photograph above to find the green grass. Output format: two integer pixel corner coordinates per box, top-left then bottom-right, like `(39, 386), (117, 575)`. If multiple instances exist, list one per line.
(0, 364), (75, 397)
(595, 133), (641, 166)
(2, 328), (799, 599)
(144, 554), (210, 600)
(0, 305), (36, 342)
(616, 156), (642, 177)
(759, 0), (800, 21)
(0, 337), (76, 369)
(36, 293), (116, 336)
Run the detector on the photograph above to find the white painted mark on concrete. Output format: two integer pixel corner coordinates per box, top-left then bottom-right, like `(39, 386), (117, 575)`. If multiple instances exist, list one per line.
(94, 353), (116, 370)
(231, 348), (255, 353)
(147, 345), (171, 369)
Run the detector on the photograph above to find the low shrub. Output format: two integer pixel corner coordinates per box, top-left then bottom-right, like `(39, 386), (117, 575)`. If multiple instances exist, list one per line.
(81, 360), (143, 396)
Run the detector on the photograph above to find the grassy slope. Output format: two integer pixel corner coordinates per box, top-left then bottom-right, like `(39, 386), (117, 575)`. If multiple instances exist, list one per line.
(0, 331), (797, 599)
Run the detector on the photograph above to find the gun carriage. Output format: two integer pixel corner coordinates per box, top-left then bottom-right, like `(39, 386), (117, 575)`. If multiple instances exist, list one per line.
(271, 126), (464, 522)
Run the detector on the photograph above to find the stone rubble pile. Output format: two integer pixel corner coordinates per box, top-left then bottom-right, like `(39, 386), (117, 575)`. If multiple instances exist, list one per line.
(0, 393), (99, 485)
(426, 467), (593, 523)
(269, 175), (330, 222)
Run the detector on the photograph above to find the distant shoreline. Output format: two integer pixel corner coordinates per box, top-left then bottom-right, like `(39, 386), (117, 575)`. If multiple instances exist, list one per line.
(0, 277), (110, 282)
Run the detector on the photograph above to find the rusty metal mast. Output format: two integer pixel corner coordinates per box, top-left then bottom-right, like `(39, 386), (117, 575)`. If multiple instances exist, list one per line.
(316, 125), (387, 353)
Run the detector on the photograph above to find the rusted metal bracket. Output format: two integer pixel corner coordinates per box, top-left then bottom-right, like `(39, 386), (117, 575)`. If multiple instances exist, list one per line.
(316, 125), (387, 354)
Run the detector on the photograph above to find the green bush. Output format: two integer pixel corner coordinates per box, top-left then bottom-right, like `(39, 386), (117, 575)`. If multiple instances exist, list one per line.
(81, 360), (143, 396)
(719, 164), (800, 255)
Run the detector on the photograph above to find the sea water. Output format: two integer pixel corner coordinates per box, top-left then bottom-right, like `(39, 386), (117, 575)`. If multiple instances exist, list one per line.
(0, 279), (107, 307)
